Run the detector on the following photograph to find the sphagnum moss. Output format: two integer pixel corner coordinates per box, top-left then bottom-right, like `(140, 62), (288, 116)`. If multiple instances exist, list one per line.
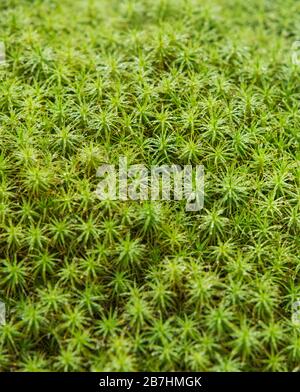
(0, 0), (299, 371)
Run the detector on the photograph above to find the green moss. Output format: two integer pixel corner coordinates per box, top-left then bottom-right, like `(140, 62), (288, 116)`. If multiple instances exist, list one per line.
(0, 0), (299, 371)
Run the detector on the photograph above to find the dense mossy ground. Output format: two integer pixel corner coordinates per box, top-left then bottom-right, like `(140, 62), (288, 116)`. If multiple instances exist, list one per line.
(0, 0), (300, 371)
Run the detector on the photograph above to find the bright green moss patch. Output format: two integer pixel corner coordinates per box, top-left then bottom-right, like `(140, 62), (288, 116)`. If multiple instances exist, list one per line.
(0, 0), (300, 371)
